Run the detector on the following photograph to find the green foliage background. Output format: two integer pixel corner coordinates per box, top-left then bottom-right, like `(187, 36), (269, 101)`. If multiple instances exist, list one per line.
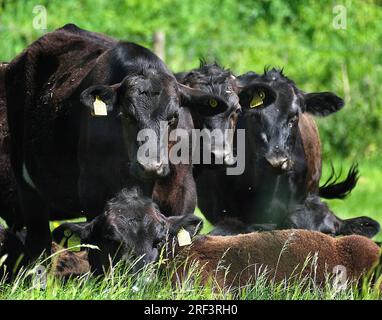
(1, 0), (381, 159)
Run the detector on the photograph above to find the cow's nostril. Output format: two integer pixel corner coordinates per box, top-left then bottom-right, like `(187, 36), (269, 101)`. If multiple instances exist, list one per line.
(155, 162), (163, 170)
(281, 160), (288, 170)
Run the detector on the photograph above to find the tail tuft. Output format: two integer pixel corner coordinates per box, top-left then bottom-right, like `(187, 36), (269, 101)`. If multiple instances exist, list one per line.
(319, 163), (359, 199)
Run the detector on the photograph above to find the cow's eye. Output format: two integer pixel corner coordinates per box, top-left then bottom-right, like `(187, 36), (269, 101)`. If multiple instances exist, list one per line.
(288, 115), (298, 128)
(153, 238), (165, 249)
(209, 98), (218, 108)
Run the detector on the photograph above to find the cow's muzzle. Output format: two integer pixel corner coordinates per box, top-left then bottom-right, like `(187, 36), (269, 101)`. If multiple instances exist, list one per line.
(137, 160), (168, 178)
(265, 154), (292, 172)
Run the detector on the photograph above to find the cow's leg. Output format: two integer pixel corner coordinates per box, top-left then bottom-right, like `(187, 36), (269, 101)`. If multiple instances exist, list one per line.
(18, 181), (51, 260)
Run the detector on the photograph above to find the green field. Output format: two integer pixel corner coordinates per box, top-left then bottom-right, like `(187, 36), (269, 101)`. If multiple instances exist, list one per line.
(0, 0), (381, 299)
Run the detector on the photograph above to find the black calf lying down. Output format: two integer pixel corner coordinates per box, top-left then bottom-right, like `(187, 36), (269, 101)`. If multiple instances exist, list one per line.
(0, 189), (201, 279)
(1, 190), (380, 289)
(211, 194), (380, 238)
(52, 188), (202, 275)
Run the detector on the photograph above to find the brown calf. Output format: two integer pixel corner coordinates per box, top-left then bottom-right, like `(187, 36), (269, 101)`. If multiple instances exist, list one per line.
(172, 230), (381, 289)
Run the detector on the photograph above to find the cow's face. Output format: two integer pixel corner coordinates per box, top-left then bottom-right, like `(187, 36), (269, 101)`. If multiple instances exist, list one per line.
(179, 64), (241, 165)
(179, 63), (278, 166)
(80, 70), (228, 179)
(52, 188), (203, 274)
(238, 69), (344, 173)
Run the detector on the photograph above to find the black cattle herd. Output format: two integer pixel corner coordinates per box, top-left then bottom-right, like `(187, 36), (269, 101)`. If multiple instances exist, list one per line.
(0, 24), (380, 283)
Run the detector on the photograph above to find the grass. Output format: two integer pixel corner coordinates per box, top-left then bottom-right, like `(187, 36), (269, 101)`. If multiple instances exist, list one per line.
(0, 245), (381, 300)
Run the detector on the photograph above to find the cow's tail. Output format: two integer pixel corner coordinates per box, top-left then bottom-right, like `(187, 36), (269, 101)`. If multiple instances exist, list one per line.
(319, 163), (359, 199)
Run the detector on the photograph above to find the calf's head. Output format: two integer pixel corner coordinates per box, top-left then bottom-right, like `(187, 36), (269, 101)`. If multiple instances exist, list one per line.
(238, 68), (344, 173)
(178, 62), (269, 165)
(52, 188), (202, 274)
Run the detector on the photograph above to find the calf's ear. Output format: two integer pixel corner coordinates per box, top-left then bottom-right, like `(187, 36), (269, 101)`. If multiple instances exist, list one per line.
(238, 82), (276, 110)
(80, 83), (121, 116)
(304, 92), (344, 117)
(52, 220), (96, 245)
(168, 215), (203, 237)
(178, 83), (229, 117)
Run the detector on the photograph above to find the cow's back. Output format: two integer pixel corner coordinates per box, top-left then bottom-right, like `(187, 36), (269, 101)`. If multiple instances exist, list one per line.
(4, 24), (117, 214)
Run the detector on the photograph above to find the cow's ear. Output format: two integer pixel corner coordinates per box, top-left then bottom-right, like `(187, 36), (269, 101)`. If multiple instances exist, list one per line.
(168, 215), (203, 237)
(80, 83), (121, 115)
(238, 82), (276, 110)
(178, 83), (229, 116)
(52, 220), (96, 244)
(304, 92), (344, 117)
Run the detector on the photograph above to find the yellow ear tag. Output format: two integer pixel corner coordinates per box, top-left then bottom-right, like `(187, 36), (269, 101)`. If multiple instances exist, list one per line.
(250, 91), (265, 109)
(177, 228), (192, 247)
(209, 98), (218, 108)
(93, 96), (108, 116)
(65, 230), (81, 252)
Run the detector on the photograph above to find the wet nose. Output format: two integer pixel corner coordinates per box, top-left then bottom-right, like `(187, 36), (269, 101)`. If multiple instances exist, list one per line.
(265, 155), (289, 170)
(138, 160), (165, 176)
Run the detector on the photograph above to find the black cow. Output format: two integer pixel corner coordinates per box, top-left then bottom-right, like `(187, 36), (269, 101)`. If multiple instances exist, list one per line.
(197, 68), (380, 237)
(52, 188), (202, 275)
(4, 24), (224, 260)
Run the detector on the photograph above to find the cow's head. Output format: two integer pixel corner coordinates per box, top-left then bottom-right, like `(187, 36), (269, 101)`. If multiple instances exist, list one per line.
(238, 68), (344, 173)
(178, 62), (269, 165)
(52, 188), (203, 274)
(80, 53), (226, 179)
